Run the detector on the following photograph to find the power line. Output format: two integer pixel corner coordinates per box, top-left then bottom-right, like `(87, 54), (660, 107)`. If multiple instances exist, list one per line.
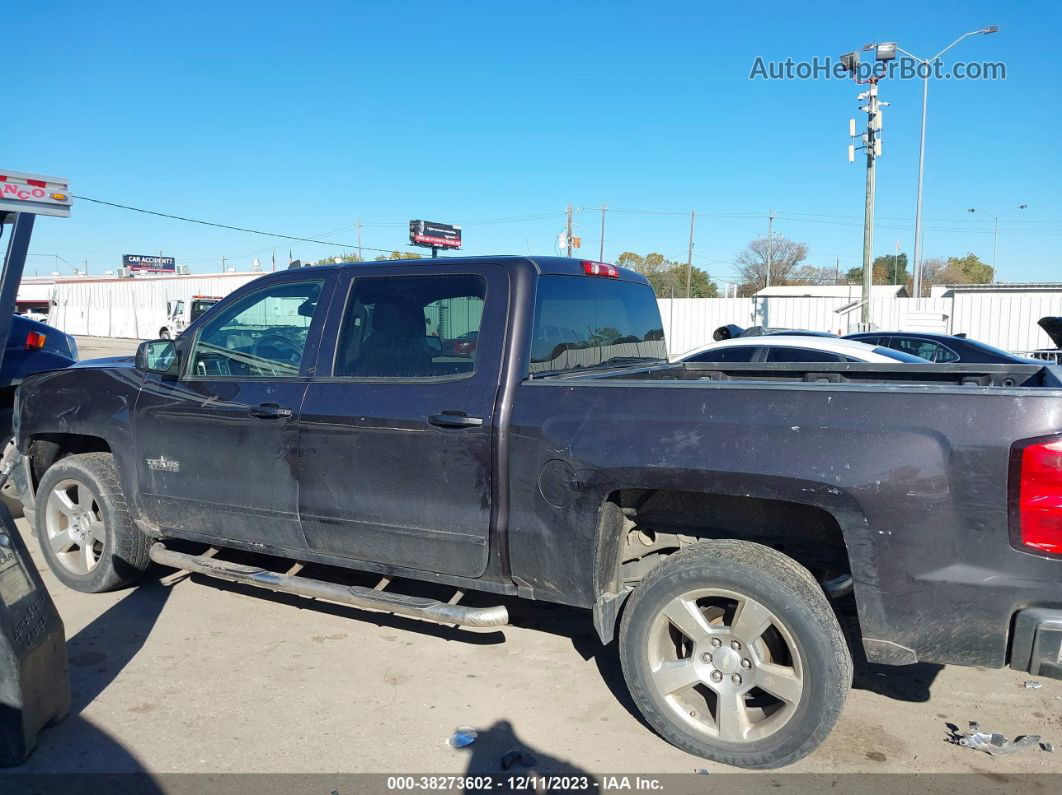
(71, 195), (407, 255)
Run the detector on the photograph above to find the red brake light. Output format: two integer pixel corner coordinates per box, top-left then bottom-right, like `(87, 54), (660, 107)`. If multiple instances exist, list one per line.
(1018, 439), (1062, 554)
(25, 331), (46, 350)
(582, 260), (619, 278)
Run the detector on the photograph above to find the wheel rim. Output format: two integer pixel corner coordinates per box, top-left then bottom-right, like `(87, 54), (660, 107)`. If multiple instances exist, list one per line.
(44, 478), (106, 575)
(646, 587), (804, 744)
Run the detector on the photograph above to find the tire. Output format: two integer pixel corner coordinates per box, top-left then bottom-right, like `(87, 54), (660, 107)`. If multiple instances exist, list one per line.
(619, 539), (852, 769)
(34, 452), (151, 593)
(159, 329), (171, 340)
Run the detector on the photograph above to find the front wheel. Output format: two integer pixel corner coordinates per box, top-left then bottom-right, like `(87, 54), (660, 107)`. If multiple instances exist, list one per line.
(35, 452), (152, 593)
(159, 329), (172, 340)
(619, 539), (852, 769)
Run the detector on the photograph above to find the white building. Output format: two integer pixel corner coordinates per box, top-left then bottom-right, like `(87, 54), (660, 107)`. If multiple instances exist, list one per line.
(47, 271), (268, 339)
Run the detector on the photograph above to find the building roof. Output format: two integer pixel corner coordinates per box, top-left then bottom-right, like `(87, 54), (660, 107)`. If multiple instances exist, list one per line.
(938, 282), (1062, 292)
(754, 284), (909, 298)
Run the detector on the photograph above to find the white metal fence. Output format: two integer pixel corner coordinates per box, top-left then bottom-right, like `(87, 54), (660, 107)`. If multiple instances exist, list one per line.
(43, 275), (1062, 357)
(659, 295), (1062, 356)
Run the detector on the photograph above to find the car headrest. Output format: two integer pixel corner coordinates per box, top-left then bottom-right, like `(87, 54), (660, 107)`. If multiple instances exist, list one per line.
(372, 302), (424, 337)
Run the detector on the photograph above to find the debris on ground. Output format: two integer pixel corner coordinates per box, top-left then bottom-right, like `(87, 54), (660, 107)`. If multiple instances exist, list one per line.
(946, 722), (1043, 756)
(1023, 680), (1042, 689)
(447, 726), (478, 748)
(1042, 742), (1055, 753)
(501, 748), (536, 770)
(695, 768), (710, 775)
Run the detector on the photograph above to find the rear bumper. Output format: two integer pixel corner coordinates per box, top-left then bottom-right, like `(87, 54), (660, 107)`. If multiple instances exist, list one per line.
(1010, 608), (1062, 679)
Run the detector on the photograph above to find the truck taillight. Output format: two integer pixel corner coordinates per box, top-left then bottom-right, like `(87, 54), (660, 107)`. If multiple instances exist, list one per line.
(25, 331), (46, 350)
(1018, 439), (1062, 554)
(582, 260), (619, 278)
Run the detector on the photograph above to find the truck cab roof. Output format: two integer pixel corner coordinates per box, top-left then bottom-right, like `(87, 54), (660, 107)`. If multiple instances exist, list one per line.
(314, 255), (651, 285)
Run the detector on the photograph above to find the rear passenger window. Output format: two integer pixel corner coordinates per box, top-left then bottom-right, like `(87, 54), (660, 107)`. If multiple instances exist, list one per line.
(892, 338), (958, 363)
(334, 274), (485, 379)
(686, 346), (758, 363)
(765, 347), (844, 362)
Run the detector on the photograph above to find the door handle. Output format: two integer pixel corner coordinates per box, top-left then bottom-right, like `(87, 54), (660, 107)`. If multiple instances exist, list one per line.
(428, 412), (483, 428)
(248, 403), (293, 419)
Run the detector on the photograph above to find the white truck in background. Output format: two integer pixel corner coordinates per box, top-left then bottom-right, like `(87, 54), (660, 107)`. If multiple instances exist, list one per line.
(159, 295), (221, 339)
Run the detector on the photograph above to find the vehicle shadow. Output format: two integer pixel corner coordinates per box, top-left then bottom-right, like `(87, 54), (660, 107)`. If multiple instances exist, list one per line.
(455, 718), (598, 790)
(836, 600), (944, 702)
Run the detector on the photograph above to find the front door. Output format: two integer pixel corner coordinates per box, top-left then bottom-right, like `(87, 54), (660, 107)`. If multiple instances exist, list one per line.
(298, 266), (505, 578)
(134, 275), (332, 551)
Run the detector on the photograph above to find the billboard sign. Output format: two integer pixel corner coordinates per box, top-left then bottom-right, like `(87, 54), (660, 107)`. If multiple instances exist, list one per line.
(409, 220), (462, 249)
(0, 170), (72, 218)
(122, 254), (176, 273)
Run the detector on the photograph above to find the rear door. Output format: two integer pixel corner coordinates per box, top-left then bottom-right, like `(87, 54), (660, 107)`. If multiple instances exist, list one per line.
(297, 263), (506, 577)
(134, 274), (335, 551)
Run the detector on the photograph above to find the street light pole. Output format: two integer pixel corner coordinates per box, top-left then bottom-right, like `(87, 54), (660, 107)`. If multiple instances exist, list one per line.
(896, 26), (998, 299)
(968, 206), (1025, 279)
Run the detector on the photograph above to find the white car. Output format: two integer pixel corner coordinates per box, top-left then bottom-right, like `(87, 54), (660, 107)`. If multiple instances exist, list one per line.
(676, 335), (931, 364)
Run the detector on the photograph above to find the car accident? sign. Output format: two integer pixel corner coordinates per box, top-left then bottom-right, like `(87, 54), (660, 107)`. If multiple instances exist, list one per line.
(122, 254), (176, 273)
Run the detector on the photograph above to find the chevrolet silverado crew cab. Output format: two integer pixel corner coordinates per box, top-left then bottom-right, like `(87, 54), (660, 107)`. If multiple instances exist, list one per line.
(10, 256), (1062, 768)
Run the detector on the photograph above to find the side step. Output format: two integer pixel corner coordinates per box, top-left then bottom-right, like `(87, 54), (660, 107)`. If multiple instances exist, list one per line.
(149, 543), (509, 628)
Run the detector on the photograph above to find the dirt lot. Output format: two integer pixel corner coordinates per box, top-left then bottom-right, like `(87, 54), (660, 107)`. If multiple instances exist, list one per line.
(7, 337), (1061, 782)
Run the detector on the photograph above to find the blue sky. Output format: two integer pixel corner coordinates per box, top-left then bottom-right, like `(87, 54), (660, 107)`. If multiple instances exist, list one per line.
(9, 1), (1061, 284)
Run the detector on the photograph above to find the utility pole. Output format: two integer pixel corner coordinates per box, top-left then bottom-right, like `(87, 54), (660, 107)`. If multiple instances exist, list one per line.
(685, 210), (696, 298)
(565, 204), (574, 257)
(599, 205), (607, 262)
(766, 211), (775, 287)
(356, 220), (363, 261)
(834, 255), (840, 285)
(220, 255), (227, 273)
(857, 78), (881, 327)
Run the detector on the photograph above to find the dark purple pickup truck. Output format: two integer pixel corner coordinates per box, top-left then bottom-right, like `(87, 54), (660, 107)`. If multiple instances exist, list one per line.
(10, 256), (1062, 768)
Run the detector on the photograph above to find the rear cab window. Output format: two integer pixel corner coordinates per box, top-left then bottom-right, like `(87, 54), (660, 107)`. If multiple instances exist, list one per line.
(529, 276), (667, 375)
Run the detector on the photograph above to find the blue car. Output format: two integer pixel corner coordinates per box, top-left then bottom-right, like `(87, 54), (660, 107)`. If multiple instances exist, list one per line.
(0, 314), (79, 514)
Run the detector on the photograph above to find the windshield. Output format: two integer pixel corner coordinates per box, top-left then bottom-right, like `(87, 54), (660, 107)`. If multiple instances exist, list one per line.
(872, 346), (930, 363)
(529, 276), (667, 374)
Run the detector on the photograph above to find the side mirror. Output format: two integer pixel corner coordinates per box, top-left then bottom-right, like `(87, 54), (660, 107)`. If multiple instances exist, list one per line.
(136, 339), (179, 376)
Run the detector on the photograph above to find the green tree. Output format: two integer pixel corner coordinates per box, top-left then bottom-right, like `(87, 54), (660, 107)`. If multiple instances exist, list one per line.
(314, 253), (364, 265)
(946, 252), (993, 283)
(918, 252), (994, 295)
(617, 251), (718, 297)
(846, 252), (909, 285)
(373, 251), (423, 261)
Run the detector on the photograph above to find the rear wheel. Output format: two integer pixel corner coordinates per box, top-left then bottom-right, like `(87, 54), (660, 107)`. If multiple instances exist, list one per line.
(159, 329), (171, 339)
(619, 539), (851, 769)
(35, 453), (151, 593)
